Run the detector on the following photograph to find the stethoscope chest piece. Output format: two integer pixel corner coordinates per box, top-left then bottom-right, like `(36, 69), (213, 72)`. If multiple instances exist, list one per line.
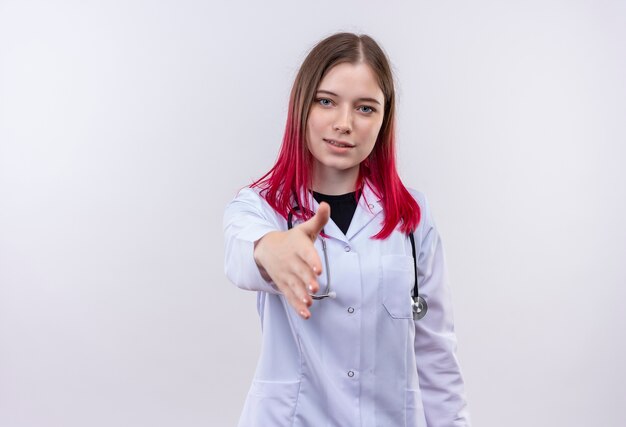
(412, 296), (428, 321)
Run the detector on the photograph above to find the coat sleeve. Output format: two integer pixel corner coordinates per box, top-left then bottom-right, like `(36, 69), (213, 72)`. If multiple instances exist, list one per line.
(411, 191), (471, 427)
(223, 187), (282, 295)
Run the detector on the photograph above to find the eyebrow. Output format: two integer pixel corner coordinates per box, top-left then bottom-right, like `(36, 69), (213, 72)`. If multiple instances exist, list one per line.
(316, 89), (382, 106)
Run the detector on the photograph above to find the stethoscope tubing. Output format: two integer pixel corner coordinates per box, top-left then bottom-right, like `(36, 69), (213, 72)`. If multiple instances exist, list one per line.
(288, 208), (334, 299)
(286, 199), (427, 319)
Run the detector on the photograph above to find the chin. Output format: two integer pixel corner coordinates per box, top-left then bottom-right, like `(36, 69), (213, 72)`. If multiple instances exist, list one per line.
(319, 161), (359, 172)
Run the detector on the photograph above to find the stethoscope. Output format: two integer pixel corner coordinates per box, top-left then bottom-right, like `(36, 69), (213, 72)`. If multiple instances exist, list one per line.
(287, 206), (336, 300)
(287, 200), (428, 320)
(408, 232), (428, 320)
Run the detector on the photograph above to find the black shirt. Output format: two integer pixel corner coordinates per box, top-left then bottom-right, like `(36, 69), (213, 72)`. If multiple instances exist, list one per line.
(312, 191), (359, 235)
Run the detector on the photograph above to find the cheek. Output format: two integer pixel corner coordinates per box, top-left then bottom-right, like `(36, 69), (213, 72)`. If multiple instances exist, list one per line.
(307, 113), (324, 135)
(363, 120), (383, 143)
(305, 122), (319, 153)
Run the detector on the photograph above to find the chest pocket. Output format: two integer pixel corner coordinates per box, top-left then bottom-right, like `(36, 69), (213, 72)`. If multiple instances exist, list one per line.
(381, 254), (415, 319)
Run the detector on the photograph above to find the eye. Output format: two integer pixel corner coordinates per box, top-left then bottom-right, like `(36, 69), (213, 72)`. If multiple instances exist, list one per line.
(358, 105), (375, 114)
(316, 98), (333, 106)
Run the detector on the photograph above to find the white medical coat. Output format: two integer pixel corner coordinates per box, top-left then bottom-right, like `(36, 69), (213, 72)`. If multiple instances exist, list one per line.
(223, 183), (471, 427)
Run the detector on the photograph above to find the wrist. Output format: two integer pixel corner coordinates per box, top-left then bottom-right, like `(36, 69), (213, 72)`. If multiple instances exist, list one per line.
(254, 232), (276, 281)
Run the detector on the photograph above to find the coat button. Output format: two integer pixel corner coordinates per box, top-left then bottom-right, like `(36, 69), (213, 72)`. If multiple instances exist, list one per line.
(347, 371), (355, 378)
(347, 307), (354, 314)
(368, 203), (374, 209)
(344, 246), (351, 252)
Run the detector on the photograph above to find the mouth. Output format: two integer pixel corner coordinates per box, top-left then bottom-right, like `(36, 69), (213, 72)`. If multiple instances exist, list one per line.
(324, 139), (354, 148)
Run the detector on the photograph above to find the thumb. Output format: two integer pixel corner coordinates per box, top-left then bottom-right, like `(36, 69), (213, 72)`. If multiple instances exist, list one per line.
(298, 202), (330, 239)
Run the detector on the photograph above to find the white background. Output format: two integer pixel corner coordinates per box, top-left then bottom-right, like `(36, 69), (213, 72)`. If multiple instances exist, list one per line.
(1, 1), (625, 426)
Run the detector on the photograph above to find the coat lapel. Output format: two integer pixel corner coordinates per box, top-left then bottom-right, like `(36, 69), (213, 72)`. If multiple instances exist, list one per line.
(296, 181), (384, 242)
(345, 182), (383, 240)
(297, 188), (347, 242)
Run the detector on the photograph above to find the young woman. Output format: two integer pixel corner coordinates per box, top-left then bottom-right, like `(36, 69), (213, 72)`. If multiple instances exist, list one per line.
(223, 32), (471, 427)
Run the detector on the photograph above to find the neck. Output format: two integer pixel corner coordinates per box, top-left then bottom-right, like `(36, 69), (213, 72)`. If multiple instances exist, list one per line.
(310, 164), (359, 195)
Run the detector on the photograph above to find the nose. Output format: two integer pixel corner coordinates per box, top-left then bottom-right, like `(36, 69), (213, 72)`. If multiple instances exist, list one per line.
(333, 105), (352, 134)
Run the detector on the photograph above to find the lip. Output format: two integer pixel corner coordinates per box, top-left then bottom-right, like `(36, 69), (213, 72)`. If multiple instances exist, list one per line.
(323, 138), (355, 148)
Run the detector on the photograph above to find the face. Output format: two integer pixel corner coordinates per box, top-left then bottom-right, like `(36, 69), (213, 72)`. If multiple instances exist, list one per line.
(305, 62), (385, 188)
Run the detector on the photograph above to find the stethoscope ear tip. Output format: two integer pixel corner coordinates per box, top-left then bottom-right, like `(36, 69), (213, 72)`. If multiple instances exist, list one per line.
(328, 291), (337, 299)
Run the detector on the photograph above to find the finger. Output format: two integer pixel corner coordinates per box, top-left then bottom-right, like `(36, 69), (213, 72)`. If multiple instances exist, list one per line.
(281, 276), (313, 319)
(298, 202), (330, 239)
(296, 243), (324, 280)
(284, 272), (313, 307)
(290, 257), (321, 294)
(279, 283), (311, 319)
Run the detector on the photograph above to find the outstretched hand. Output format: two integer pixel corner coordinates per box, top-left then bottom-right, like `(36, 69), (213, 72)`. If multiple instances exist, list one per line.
(253, 202), (330, 319)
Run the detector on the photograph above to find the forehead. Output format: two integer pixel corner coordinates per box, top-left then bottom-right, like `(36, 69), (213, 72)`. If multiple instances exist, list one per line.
(317, 62), (383, 101)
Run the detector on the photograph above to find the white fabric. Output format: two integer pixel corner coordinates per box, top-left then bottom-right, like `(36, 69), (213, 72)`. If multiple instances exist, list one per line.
(223, 182), (471, 427)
